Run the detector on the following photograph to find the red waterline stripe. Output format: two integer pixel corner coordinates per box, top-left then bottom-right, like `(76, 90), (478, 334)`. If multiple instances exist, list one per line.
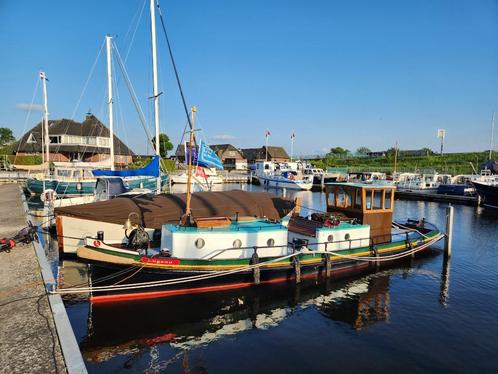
(90, 263), (370, 304)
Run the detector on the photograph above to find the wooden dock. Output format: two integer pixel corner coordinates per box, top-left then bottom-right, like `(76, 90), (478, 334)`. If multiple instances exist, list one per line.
(395, 190), (477, 206)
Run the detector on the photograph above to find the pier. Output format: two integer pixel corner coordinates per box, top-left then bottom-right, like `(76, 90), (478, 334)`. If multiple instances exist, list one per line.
(0, 184), (85, 373)
(395, 190), (478, 206)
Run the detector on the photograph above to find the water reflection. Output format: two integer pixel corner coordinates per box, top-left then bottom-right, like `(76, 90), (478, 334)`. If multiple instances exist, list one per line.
(73, 253), (438, 366)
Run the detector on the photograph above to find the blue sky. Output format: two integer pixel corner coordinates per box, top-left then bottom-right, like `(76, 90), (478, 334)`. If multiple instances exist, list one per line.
(1, 0), (498, 156)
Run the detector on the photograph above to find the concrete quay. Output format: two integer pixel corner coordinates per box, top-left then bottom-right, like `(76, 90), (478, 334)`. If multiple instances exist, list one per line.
(0, 184), (85, 373)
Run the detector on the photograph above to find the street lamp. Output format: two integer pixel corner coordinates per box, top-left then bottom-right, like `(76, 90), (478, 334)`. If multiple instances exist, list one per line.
(437, 129), (446, 156)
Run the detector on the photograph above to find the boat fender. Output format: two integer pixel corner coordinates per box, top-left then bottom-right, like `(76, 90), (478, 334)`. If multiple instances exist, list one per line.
(126, 226), (150, 251)
(324, 218), (340, 227)
(76, 182), (82, 191)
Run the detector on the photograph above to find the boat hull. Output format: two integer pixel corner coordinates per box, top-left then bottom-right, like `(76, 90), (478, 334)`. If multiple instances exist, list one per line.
(259, 176), (313, 190)
(80, 229), (441, 304)
(473, 181), (498, 209)
(27, 175), (168, 196)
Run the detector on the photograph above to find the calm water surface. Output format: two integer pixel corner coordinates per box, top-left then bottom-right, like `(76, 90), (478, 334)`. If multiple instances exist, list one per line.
(43, 185), (498, 373)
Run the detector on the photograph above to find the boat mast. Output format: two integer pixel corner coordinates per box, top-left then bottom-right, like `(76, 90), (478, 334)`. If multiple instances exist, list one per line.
(184, 106), (196, 221)
(105, 35), (115, 170)
(490, 111), (495, 160)
(40, 71), (49, 171)
(150, 0), (161, 193)
(290, 130), (295, 162)
(394, 140), (398, 175)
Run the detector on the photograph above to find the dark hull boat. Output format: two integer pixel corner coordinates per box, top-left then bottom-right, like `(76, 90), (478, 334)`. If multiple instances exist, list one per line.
(82, 222), (440, 304)
(56, 184), (443, 304)
(473, 181), (498, 209)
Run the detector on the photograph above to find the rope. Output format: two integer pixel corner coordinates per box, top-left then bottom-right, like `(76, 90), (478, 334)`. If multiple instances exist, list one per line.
(156, 0), (194, 133)
(52, 233), (443, 295)
(52, 251), (301, 294)
(392, 221), (431, 239)
(70, 40), (105, 120)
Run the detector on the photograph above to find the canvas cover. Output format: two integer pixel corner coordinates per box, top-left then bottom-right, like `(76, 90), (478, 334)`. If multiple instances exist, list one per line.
(55, 190), (294, 229)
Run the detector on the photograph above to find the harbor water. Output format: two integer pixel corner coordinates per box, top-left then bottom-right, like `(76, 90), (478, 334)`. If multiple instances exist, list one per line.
(35, 184), (498, 373)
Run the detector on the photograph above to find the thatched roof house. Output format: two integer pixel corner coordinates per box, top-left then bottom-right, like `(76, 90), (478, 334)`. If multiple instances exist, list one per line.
(15, 114), (134, 165)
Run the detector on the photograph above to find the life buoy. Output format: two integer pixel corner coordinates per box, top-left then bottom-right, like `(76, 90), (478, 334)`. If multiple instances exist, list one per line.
(40, 189), (57, 203)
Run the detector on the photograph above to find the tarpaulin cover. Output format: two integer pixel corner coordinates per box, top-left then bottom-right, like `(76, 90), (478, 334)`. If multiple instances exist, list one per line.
(92, 156), (160, 177)
(55, 190), (294, 229)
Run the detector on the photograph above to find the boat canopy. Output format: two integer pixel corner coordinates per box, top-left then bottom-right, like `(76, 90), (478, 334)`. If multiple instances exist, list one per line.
(55, 190), (293, 229)
(92, 156), (160, 177)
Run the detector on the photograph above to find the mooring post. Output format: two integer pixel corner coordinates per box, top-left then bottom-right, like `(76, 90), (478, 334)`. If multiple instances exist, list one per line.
(444, 205), (454, 257)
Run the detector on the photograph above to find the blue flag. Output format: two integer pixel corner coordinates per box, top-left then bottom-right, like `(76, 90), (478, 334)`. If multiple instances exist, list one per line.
(186, 140), (223, 170)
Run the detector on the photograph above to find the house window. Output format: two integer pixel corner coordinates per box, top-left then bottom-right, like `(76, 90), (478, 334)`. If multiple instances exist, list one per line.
(98, 137), (110, 147)
(49, 136), (60, 144)
(86, 137), (97, 145)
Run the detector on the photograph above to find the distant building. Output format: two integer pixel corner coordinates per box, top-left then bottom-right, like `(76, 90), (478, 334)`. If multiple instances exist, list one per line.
(209, 144), (247, 170)
(175, 143), (247, 170)
(242, 146), (290, 164)
(15, 114), (134, 165)
(366, 151), (387, 158)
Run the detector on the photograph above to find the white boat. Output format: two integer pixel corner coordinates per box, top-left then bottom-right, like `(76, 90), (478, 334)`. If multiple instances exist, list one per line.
(396, 172), (450, 192)
(254, 161), (313, 190)
(170, 167), (223, 185)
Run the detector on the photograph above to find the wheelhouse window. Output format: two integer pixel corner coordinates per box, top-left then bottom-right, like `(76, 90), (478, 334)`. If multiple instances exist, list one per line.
(373, 190), (383, 209)
(336, 188), (352, 208)
(384, 190), (393, 209)
(354, 190), (362, 209)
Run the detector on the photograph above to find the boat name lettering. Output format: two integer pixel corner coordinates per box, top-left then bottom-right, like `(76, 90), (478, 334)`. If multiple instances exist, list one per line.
(140, 257), (180, 265)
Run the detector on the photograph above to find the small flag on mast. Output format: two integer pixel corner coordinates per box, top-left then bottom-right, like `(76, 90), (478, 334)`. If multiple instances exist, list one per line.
(265, 129), (271, 138)
(291, 131), (295, 139)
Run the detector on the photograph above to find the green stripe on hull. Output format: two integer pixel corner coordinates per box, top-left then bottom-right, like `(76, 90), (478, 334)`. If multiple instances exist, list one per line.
(89, 229), (440, 267)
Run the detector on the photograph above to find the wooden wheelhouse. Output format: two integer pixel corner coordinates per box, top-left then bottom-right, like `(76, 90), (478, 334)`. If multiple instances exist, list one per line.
(325, 183), (396, 244)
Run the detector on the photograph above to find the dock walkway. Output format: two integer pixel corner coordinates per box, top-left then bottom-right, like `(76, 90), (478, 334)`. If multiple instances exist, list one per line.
(0, 184), (66, 373)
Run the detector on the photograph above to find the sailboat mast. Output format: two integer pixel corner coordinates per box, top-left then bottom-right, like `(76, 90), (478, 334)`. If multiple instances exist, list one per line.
(150, 0), (161, 192)
(40, 71), (49, 169)
(185, 106), (196, 218)
(105, 35), (115, 170)
(490, 111), (495, 160)
(394, 140), (398, 175)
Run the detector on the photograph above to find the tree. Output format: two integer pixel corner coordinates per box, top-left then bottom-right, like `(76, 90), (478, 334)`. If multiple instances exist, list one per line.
(356, 146), (371, 155)
(386, 147), (397, 157)
(152, 133), (173, 158)
(0, 128), (15, 147)
(329, 146), (349, 155)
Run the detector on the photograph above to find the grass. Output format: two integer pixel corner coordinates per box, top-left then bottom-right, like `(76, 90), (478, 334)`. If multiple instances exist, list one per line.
(311, 151), (491, 175)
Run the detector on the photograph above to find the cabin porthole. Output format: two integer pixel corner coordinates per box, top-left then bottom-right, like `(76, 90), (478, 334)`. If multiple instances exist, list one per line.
(267, 238), (275, 247)
(195, 238), (205, 249)
(233, 239), (242, 248)
(345, 233), (351, 241)
(327, 234), (334, 242)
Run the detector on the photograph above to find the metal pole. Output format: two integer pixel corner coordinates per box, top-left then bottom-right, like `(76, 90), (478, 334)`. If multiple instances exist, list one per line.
(105, 35), (115, 170)
(40, 72), (49, 169)
(490, 111), (495, 160)
(185, 106), (196, 217)
(290, 131), (294, 162)
(150, 0), (161, 192)
(265, 130), (269, 162)
(444, 205), (454, 257)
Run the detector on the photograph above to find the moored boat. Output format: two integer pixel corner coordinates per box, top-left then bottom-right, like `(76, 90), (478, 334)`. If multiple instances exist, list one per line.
(56, 183), (443, 303)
